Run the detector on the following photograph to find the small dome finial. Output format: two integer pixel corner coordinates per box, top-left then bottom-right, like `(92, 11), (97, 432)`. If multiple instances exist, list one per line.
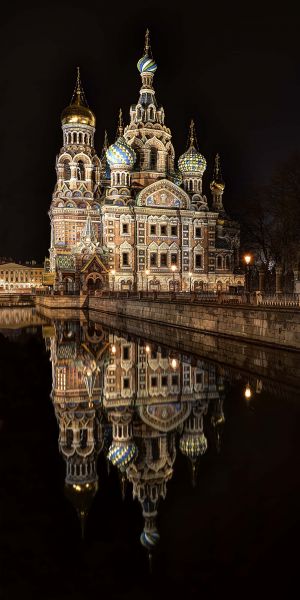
(144, 29), (152, 57)
(189, 119), (195, 148)
(118, 108), (124, 138)
(211, 153), (225, 192)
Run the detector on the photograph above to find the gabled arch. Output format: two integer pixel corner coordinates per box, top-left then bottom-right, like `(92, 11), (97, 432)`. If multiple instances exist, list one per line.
(137, 179), (190, 209)
(144, 136), (165, 151)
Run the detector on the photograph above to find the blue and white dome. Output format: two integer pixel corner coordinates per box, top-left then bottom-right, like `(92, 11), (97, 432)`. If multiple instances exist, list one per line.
(140, 529), (160, 550)
(179, 432), (207, 459)
(106, 136), (136, 168)
(178, 146), (207, 175)
(137, 54), (157, 74)
(107, 441), (138, 469)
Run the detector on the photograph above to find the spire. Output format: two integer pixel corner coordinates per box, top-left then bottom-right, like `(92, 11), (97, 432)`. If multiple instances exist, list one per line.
(144, 28), (153, 58)
(213, 153), (224, 184)
(101, 130), (109, 158)
(71, 67), (89, 107)
(187, 119), (199, 150)
(210, 153), (225, 197)
(117, 108), (124, 138)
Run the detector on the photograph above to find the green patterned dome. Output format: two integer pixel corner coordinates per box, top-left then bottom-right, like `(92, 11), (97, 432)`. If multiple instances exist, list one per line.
(179, 432), (207, 458)
(178, 146), (207, 175)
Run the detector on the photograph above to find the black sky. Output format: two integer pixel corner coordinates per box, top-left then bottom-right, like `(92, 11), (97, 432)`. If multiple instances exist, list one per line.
(0, 1), (299, 261)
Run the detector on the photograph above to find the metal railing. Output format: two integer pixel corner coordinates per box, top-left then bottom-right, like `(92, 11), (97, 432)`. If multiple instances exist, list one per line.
(257, 293), (300, 308)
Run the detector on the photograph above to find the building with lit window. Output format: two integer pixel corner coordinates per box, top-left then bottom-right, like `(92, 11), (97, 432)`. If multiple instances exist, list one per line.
(0, 262), (44, 291)
(49, 32), (243, 293)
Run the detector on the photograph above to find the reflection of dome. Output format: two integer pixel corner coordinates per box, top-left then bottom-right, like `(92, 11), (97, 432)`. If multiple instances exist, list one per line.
(107, 441), (137, 469)
(178, 147), (207, 175)
(179, 432), (207, 458)
(140, 529), (160, 550)
(137, 54), (157, 74)
(65, 481), (98, 537)
(106, 137), (136, 167)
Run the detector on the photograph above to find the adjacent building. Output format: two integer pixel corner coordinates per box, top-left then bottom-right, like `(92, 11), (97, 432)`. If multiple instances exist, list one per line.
(49, 32), (243, 293)
(0, 262), (44, 291)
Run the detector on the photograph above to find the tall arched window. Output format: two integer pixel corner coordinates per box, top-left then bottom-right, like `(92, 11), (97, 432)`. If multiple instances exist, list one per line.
(77, 160), (85, 180)
(63, 160), (71, 180)
(149, 148), (157, 170)
(217, 256), (222, 269)
(133, 146), (141, 170)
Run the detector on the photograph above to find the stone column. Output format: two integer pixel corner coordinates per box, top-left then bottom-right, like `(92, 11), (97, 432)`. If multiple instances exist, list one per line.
(275, 266), (283, 294)
(258, 269), (265, 292)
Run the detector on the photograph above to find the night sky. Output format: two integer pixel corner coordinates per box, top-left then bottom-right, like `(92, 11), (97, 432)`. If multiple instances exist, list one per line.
(0, 2), (300, 262)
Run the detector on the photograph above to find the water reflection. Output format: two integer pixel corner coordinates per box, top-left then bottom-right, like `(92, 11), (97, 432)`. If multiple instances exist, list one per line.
(45, 318), (228, 554)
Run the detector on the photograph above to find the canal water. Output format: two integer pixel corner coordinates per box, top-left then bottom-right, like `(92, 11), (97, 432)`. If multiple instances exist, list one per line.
(0, 308), (300, 599)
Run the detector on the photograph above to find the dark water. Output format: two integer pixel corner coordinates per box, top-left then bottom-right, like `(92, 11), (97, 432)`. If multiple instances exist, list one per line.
(0, 308), (300, 600)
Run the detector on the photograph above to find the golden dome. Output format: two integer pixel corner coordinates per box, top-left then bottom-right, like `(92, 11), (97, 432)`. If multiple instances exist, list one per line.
(61, 67), (96, 128)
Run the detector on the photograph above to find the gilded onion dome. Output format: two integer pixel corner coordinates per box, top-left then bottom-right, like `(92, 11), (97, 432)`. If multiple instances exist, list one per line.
(61, 67), (96, 128)
(178, 120), (206, 175)
(107, 441), (138, 469)
(106, 109), (136, 167)
(137, 29), (157, 74)
(179, 431), (207, 459)
(210, 153), (225, 192)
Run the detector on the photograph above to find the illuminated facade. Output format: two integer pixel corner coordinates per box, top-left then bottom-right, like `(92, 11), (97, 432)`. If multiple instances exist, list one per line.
(0, 262), (44, 291)
(46, 318), (226, 546)
(49, 32), (243, 293)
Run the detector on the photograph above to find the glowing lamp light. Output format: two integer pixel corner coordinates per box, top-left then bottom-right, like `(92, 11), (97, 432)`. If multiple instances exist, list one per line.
(171, 265), (177, 272)
(244, 384), (252, 400)
(111, 344), (117, 354)
(145, 269), (150, 276)
(244, 254), (251, 265)
(111, 269), (116, 276)
(171, 358), (178, 369)
(188, 272), (192, 277)
(145, 345), (151, 353)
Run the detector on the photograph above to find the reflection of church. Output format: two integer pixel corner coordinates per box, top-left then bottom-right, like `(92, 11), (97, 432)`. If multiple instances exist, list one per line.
(49, 31), (243, 293)
(45, 318), (226, 551)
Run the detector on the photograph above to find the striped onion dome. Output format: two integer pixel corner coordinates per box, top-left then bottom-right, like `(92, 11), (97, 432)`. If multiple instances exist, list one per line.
(137, 54), (157, 74)
(179, 432), (207, 459)
(107, 441), (138, 469)
(106, 136), (136, 168)
(140, 529), (160, 550)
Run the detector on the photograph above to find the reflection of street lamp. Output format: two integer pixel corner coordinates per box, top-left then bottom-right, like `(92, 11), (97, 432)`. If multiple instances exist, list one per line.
(244, 254), (252, 293)
(171, 264), (177, 291)
(111, 269), (115, 292)
(244, 383), (252, 400)
(145, 269), (150, 293)
(145, 344), (151, 353)
(171, 358), (178, 369)
(188, 271), (192, 293)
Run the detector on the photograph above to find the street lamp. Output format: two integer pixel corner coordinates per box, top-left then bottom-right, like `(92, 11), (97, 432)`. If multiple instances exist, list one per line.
(244, 383), (252, 401)
(111, 269), (116, 293)
(243, 254), (252, 294)
(171, 264), (177, 291)
(145, 269), (150, 293)
(188, 271), (192, 293)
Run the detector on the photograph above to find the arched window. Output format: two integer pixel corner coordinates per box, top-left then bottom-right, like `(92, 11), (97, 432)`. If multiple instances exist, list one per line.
(149, 148), (157, 170)
(63, 160), (71, 180)
(79, 133), (83, 144)
(149, 107), (154, 120)
(225, 255), (231, 270)
(133, 146), (141, 170)
(77, 160), (85, 180)
(217, 256), (222, 269)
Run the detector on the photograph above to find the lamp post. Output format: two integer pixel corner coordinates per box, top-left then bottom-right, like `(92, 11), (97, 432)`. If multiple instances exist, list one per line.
(188, 271), (192, 293)
(244, 254), (252, 295)
(145, 269), (150, 293)
(171, 264), (177, 292)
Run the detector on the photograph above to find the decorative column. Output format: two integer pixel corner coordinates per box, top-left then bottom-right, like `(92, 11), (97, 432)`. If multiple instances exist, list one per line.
(275, 266), (283, 294)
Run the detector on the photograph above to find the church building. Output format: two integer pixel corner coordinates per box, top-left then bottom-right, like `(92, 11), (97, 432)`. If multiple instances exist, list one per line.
(49, 31), (243, 293)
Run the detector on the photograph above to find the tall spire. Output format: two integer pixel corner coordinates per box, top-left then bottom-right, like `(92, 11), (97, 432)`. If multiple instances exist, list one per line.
(71, 67), (88, 107)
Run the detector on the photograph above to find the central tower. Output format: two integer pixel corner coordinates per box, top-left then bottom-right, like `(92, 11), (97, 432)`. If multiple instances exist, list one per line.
(124, 30), (176, 189)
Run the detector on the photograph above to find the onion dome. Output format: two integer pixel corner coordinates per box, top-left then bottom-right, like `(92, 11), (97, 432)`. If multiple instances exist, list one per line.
(210, 153), (225, 192)
(106, 109), (136, 168)
(178, 120), (206, 175)
(61, 67), (96, 127)
(140, 529), (160, 550)
(179, 431), (207, 459)
(137, 29), (157, 74)
(107, 441), (138, 469)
